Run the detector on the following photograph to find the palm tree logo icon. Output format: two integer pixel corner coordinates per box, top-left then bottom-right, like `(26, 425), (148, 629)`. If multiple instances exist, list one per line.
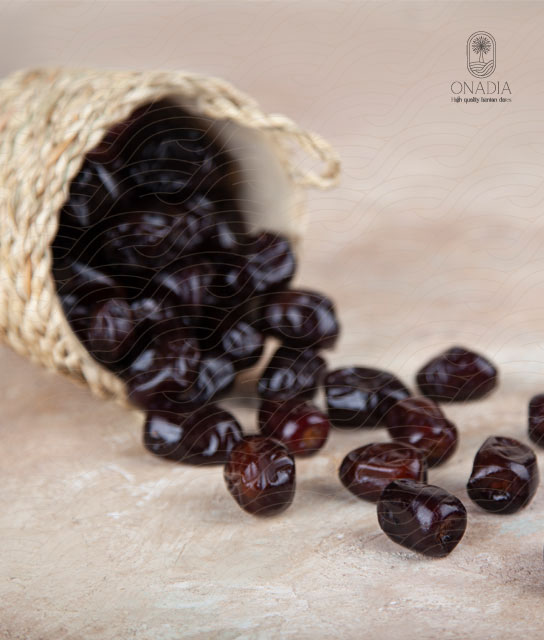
(467, 32), (496, 78)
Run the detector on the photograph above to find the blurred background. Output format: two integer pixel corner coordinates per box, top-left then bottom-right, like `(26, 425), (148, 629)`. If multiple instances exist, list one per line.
(3, 2), (544, 638)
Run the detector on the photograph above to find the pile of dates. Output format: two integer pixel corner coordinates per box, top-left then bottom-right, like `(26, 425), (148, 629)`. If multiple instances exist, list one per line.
(53, 99), (338, 471)
(53, 101), (541, 559)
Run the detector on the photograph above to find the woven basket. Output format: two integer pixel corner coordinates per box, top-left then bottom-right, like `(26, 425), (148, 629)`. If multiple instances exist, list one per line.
(0, 67), (340, 405)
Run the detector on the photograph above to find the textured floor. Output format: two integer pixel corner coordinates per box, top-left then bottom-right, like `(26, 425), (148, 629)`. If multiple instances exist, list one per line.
(2, 1), (544, 638)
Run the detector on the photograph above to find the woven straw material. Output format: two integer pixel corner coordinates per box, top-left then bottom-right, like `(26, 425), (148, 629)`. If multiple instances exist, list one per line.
(0, 67), (340, 403)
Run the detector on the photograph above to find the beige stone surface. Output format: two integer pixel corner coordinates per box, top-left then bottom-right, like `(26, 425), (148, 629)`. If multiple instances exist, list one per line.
(2, 1), (544, 638)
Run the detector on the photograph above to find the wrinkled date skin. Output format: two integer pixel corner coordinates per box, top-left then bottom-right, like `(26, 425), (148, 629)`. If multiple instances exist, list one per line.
(259, 399), (330, 456)
(339, 442), (427, 502)
(377, 479), (467, 557)
(127, 351), (235, 413)
(122, 328), (201, 408)
(325, 367), (411, 429)
(416, 346), (498, 402)
(385, 397), (458, 467)
(224, 436), (296, 516)
(528, 394), (544, 447)
(143, 404), (243, 464)
(258, 347), (326, 402)
(467, 436), (539, 514)
(259, 289), (339, 349)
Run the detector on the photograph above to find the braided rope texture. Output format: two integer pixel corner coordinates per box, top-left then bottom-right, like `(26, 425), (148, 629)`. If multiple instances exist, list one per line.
(0, 67), (340, 404)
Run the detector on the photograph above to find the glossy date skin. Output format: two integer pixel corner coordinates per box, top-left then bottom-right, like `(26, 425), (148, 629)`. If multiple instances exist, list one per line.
(325, 367), (411, 429)
(377, 479), (467, 557)
(385, 397), (458, 467)
(339, 442), (427, 502)
(258, 399), (330, 456)
(218, 320), (264, 371)
(258, 347), (326, 402)
(126, 349), (235, 413)
(243, 232), (296, 295)
(467, 436), (539, 514)
(143, 404), (243, 465)
(123, 327), (201, 409)
(528, 394), (544, 447)
(224, 436), (296, 516)
(259, 289), (339, 350)
(416, 346), (498, 402)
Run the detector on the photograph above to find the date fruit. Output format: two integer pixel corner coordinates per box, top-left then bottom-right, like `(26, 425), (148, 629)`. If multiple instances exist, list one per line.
(257, 347), (326, 401)
(219, 320), (264, 371)
(144, 404), (243, 464)
(528, 394), (544, 447)
(259, 399), (330, 456)
(224, 436), (296, 516)
(377, 479), (467, 557)
(97, 202), (205, 271)
(86, 298), (134, 366)
(385, 397), (457, 467)
(416, 346), (498, 402)
(244, 232), (296, 295)
(467, 436), (539, 514)
(259, 289), (339, 349)
(325, 367), (411, 429)
(123, 327), (200, 408)
(339, 442), (427, 502)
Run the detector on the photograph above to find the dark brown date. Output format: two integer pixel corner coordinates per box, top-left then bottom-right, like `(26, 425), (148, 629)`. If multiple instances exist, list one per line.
(195, 354), (236, 403)
(385, 397), (457, 467)
(325, 367), (411, 429)
(149, 262), (213, 317)
(219, 320), (264, 371)
(143, 404), (243, 464)
(377, 479), (467, 557)
(258, 347), (326, 402)
(244, 232), (296, 295)
(416, 346), (498, 402)
(259, 289), (339, 349)
(467, 436), (539, 514)
(60, 158), (123, 231)
(339, 442), (427, 502)
(258, 399), (330, 456)
(96, 201), (206, 271)
(55, 261), (126, 340)
(224, 436), (296, 516)
(123, 327), (200, 409)
(528, 394), (544, 447)
(86, 298), (134, 367)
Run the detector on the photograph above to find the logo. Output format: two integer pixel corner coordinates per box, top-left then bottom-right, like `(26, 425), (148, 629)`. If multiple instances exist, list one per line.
(467, 31), (496, 78)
